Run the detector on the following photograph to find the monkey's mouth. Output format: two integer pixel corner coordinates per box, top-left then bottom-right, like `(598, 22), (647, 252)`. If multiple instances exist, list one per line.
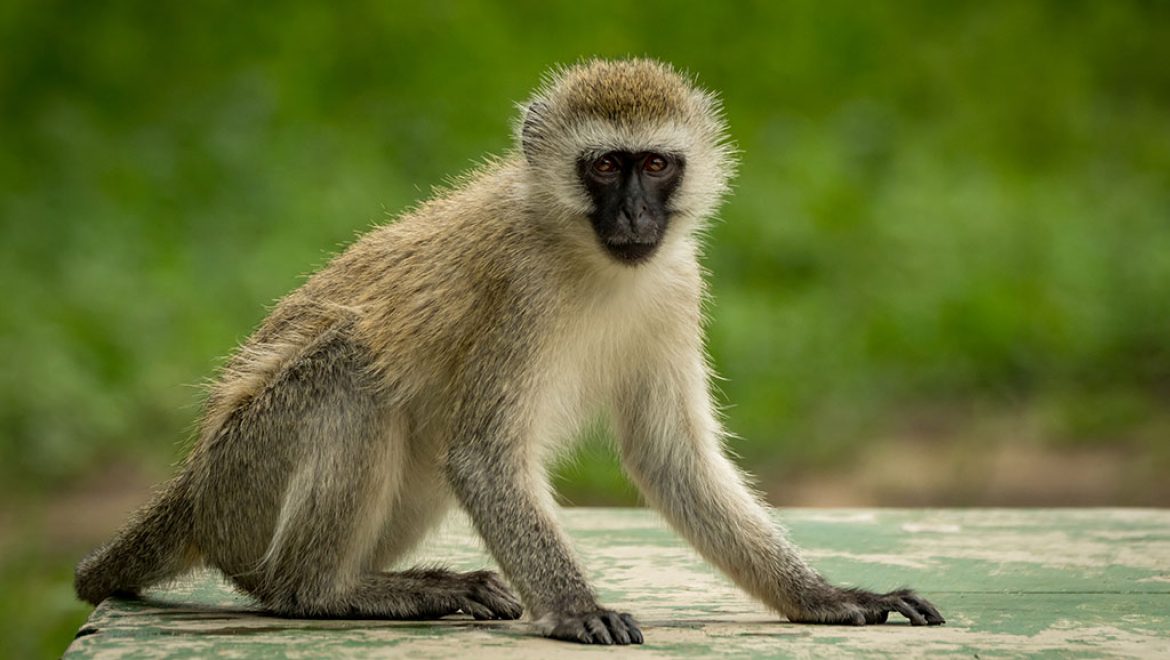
(603, 238), (660, 264)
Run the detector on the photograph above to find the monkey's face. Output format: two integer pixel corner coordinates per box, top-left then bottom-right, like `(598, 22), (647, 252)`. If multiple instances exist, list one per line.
(518, 60), (735, 260)
(577, 151), (685, 265)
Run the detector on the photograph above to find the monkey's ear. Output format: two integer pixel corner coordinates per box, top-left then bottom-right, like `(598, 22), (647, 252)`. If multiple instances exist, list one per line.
(521, 101), (549, 164)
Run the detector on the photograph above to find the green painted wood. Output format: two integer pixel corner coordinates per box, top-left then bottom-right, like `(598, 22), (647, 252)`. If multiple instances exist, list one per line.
(66, 509), (1170, 658)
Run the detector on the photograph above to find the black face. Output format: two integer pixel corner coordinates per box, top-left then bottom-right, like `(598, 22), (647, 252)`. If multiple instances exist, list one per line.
(577, 150), (685, 265)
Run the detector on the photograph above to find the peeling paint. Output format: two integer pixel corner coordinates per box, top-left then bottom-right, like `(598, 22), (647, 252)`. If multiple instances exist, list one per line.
(67, 509), (1170, 658)
(901, 522), (962, 534)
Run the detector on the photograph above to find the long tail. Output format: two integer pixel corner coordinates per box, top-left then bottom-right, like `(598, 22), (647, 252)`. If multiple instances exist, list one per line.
(74, 471), (199, 605)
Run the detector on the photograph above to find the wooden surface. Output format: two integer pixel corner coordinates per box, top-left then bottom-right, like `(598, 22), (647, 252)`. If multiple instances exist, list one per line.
(66, 508), (1170, 658)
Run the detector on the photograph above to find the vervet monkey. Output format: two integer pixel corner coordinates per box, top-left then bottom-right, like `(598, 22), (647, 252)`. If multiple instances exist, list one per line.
(76, 59), (944, 645)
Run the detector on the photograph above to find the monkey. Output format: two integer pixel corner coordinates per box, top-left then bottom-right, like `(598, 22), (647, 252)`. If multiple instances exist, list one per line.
(75, 58), (944, 645)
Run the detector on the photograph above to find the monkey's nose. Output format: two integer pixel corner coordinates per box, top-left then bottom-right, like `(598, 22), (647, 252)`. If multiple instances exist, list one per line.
(622, 203), (654, 236)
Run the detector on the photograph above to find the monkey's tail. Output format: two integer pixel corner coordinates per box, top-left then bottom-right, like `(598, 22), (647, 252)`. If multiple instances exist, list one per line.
(74, 471), (200, 605)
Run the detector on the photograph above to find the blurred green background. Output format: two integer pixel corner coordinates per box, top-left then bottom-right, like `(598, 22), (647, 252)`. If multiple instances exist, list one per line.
(2, 0), (1169, 655)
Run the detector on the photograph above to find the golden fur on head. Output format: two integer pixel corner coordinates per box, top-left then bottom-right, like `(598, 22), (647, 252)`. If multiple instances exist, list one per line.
(517, 59), (736, 223)
(537, 59), (690, 125)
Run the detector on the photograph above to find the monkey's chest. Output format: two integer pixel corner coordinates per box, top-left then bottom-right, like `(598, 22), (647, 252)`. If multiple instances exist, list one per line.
(530, 297), (660, 450)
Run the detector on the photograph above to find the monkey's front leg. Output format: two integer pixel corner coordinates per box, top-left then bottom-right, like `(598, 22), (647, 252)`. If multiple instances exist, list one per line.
(614, 361), (945, 627)
(446, 414), (643, 645)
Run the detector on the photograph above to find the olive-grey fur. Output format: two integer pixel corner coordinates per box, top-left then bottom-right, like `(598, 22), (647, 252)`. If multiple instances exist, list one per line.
(75, 58), (943, 645)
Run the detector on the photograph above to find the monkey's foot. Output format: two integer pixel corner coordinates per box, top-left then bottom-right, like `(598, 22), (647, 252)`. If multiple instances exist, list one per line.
(788, 587), (945, 627)
(394, 567), (522, 620)
(449, 569), (524, 620)
(539, 609), (644, 645)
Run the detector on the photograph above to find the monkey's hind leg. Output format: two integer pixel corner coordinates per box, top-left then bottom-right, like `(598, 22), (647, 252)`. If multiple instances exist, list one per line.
(252, 434), (519, 618)
(250, 434), (522, 621)
(217, 336), (520, 620)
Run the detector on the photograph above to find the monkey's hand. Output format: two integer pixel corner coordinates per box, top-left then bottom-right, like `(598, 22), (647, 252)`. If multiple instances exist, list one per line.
(538, 609), (644, 645)
(787, 586), (945, 627)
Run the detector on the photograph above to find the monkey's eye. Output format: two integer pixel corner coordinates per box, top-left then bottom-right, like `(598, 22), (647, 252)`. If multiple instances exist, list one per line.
(592, 154), (620, 176)
(644, 154), (670, 174)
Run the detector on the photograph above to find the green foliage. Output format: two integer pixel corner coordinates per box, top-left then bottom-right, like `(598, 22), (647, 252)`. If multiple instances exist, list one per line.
(3, 1), (1169, 491)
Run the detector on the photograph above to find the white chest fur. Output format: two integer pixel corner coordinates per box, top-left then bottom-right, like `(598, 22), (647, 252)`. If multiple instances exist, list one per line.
(530, 254), (691, 457)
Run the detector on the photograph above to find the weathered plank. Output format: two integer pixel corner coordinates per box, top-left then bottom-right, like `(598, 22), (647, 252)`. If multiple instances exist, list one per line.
(66, 509), (1170, 658)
